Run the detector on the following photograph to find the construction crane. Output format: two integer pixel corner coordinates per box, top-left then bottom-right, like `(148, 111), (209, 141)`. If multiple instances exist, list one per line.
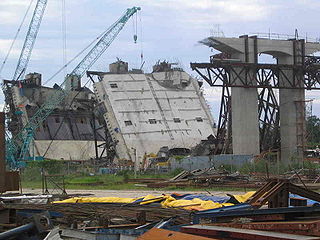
(12, 0), (48, 80)
(6, 6), (141, 169)
(4, 0), (48, 168)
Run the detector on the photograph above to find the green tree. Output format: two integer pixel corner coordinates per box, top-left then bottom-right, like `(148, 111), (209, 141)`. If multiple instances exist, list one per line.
(306, 115), (320, 145)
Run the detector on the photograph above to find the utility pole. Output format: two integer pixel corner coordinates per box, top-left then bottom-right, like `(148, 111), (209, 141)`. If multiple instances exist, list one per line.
(131, 147), (137, 178)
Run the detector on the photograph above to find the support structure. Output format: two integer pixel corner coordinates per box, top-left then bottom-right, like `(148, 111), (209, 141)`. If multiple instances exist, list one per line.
(258, 88), (280, 151)
(191, 36), (320, 164)
(214, 85), (232, 154)
(88, 72), (118, 163)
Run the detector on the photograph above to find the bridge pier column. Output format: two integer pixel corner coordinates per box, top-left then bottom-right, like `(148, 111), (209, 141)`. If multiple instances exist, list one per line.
(278, 40), (306, 165)
(230, 36), (260, 155)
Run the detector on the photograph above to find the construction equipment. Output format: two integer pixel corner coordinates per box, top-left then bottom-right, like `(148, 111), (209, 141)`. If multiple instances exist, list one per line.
(6, 7), (141, 169)
(2, 0), (48, 168)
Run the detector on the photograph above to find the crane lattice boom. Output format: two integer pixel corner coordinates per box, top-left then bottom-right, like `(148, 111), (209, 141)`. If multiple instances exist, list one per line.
(13, 0), (48, 80)
(71, 7), (141, 77)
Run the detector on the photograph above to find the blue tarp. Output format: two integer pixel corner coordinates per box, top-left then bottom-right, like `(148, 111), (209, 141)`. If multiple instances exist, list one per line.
(171, 194), (230, 203)
(289, 193), (320, 206)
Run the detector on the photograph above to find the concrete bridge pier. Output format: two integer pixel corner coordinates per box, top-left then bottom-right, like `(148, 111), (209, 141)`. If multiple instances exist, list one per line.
(230, 38), (260, 156)
(278, 40), (306, 165)
(209, 36), (260, 156)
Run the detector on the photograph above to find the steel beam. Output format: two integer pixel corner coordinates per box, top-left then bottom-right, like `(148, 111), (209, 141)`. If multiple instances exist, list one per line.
(190, 59), (320, 90)
(210, 220), (320, 237)
(192, 204), (320, 224)
(181, 225), (320, 240)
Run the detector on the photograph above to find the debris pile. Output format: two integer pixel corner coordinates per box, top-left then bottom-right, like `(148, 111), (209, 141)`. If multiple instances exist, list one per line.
(145, 167), (320, 190)
(2, 179), (320, 239)
(147, 168), (256, 188)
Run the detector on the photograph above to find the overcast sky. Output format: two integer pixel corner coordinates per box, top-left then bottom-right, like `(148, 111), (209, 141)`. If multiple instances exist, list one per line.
(1, 0), (320, 119)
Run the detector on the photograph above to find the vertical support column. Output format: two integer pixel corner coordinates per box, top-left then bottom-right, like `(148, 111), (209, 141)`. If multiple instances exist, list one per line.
(231, 36), (260, 155)
(278, 40), (305, 165)
(0, 112), (6, 192)
(295, 40), (306, 163)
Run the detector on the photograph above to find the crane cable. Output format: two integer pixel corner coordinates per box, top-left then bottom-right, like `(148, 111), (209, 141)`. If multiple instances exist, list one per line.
(139, 11), (144, 67)
(42, 24), (112, 85)
(132, 12), (138, 43)
(40, 0), (69, 157)
(0, 0), (35, 77)
(61, 0), (67, 76)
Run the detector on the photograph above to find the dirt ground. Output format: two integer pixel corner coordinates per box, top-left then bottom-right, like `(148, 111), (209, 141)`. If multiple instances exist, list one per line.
(20, 188), (246, 198)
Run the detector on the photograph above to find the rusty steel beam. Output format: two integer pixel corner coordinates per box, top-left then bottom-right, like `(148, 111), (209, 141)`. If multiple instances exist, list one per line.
(190, 60), (320, 90)
(181, 225), (320, 240)
(247, 179), (320, 208)
(210, 220), (320, 237)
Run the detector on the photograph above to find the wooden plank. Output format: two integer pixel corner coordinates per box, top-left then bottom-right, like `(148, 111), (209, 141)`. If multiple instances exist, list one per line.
(137, 228), (215, 240)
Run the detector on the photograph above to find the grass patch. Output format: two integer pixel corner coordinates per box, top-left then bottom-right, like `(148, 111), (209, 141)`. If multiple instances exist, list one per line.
(21, 167), (251, 192)
(21, 180), (251, 192)
(20, 162), (179, 190)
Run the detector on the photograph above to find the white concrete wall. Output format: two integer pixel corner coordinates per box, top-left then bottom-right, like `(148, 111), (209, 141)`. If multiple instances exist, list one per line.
(94, 71), (216, 164)
(34, 140), (104, 160)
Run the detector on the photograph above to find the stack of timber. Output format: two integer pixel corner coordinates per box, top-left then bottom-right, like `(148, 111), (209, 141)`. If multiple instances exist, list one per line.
(3, 202), (191, 228)
(147, 168), (259, 188)
(146, 167), (320, 189)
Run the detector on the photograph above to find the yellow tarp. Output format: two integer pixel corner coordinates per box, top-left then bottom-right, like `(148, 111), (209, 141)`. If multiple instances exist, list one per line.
(139, 195), (167, 204)
(53, 195), (166, 204)
(233, 191), (255, 203)
(160, 196), (234, 211)
(53, 191), (255, 211)
(54, 197), (140, 204)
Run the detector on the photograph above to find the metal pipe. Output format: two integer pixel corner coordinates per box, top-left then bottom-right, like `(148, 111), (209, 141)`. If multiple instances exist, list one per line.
(0, 222), (35, 240)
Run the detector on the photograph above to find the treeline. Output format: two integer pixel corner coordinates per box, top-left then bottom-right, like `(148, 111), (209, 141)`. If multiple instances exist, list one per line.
(307, 115), (320, 145)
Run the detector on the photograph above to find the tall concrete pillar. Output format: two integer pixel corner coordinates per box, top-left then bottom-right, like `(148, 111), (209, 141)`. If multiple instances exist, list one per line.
(209, 36), (260, 155)
(278, 40), (306, 165)
(231, 41), (260, 155)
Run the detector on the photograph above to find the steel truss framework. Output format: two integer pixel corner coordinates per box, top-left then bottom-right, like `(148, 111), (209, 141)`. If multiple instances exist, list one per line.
(212, 84), (280, 153)
(191, 57), (320, 153)
(190, 60), (320, 90)
(87, 71), (117, 164)
(258, 88), (280, 151)
(213, 85), (232, 154)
